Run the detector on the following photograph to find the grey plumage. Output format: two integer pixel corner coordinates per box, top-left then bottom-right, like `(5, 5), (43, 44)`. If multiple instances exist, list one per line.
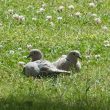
(23, 60), (70, 77)
(53, 50), (82, 71)
(23, 49), (70, 77)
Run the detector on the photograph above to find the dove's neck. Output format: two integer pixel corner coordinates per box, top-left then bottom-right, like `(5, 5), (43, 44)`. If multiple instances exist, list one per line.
(32, 56), (42, 61)
(66, 57), (78, 65)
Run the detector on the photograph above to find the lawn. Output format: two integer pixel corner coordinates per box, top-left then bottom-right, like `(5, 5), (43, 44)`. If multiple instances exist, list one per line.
(0, 0), (110, 110)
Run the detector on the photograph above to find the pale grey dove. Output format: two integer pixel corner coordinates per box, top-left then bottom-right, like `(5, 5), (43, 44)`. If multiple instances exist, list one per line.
(23, 60), (70, 77)
(53, 50), (82, 72)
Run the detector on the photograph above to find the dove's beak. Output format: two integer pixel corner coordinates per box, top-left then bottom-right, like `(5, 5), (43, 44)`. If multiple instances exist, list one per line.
(79, 56), (82, 60)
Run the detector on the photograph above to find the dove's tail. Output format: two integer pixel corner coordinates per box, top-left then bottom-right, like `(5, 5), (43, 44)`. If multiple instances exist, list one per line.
(50, 69), (71, 74)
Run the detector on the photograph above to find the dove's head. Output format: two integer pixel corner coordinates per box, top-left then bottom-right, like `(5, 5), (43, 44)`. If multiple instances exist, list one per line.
(67, 50), (81, 62)
(27, 49), (43, 61)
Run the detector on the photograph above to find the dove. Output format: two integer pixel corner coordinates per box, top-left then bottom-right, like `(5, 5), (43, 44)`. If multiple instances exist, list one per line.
(53, 50), (82, 72)
(23, 60), (70, 78)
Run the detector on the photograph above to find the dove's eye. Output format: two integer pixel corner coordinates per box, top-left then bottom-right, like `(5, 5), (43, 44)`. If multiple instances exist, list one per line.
(73, 53), (75, 55)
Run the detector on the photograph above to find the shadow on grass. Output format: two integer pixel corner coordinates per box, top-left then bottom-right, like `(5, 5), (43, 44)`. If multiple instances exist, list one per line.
(0, 94), (110, 110)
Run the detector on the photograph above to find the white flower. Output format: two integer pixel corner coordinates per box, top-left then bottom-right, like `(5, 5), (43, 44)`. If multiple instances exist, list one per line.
(86, 55), (91, 59)
(46, 16), (52, 21)
(8, 9), (14, 14)
(18, 48), (22, 50)
(75, 12), (81, 17)
(32, 17), (37, 21)
(19, 15), (25, 21)
(57, 16), (62, 21)
(12, 14), (25, 22)
(42, 3), (47, 8)
(18, 61), (25, 67)
(9, 50), (15, 54)
(0, 23), (2, 27)
(104, 40), (109, 44)
(0, 45), (3, 49)
(89, 2), (96, 8)
(57, 6), (64, 12)
(95, 54), (101, 59)
(104, 43), (110, 47)
(94, 18), (101, 24)
(27, 44), (32, 50)
(104, 40), (110, 47)
(39, 7), (45, 13)
(102, 26), (108, 31)
(68, 5), (74, 10)
(50, 22), (55, 27)
(12, 13), (19, 20)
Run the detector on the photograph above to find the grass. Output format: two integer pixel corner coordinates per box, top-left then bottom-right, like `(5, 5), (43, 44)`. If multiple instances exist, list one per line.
(0, 0), (110, 109)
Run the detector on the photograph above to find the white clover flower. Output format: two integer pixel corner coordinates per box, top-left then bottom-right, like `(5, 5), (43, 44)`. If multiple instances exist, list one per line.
(75, 12), (81, 17)
(0, 45), (3, 49)
(32, 17), (37, 21)
(42, 3), (47, 8)
(12, 13), (19, 20)
(104, 43), (110, 47)
(104, 40), (110, 47)
(57, 6), (64, 12)
(19, 15), (25, 21)
(94, 18), (101, 24)
(68, 5), (74, 10)
(102, 26), (108, 31)
(39, 7), (45, 13)
(85, 55), (91, 59)
(27, 44), (32, 50)
(46, 16), (52, 21)
(18, 47), (22, 50)
(9, 50), (15, 54)
(18, 61), (25, 67)
(50, 22), (55, 27)
(57, 16), (62, 21)
(0, 23), (2, 27)
(95, 54), (101, 59)
(104, 40), (109, 44)
(89, 2), (96, 8)
(8, 9), (14, 14)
